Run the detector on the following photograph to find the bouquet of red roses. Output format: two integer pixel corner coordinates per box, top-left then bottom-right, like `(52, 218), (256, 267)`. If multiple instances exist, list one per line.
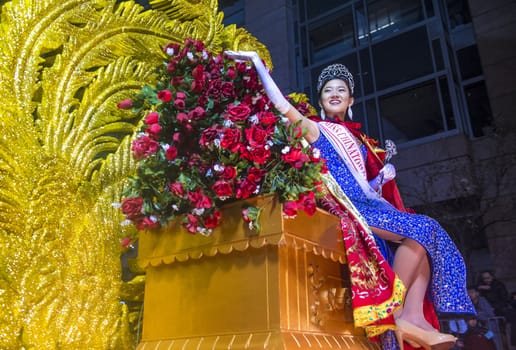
(119, 38), (326, 235)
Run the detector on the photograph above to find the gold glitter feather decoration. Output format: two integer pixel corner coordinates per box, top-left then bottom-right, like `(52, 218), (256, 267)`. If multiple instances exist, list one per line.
(0, 0), (270, 348)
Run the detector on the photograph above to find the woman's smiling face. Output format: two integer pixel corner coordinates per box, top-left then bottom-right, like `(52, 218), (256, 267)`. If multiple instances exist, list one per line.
(319, 78), (354, 121)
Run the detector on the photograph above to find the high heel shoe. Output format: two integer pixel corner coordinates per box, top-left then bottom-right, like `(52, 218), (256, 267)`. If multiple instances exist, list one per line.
(395, 319), (457, 350)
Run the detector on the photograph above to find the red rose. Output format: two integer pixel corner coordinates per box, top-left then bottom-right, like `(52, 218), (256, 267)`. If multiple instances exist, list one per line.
(167, 60), (178, 72)
(184, 214), (199, 233)
(242, 146), (271, 165)
(131, 135), (159, 159)
(176, 112), (188, 124)
(220, 128), (242, 152)
(176, 91), (187, 100)
(226, 66), (236, 79)
(257, 111), (279, 126)
(206, 79), (221, 98)
(281, 148), (309, 169)
(171, 76), (183, 86)
(158, 89), (173, 102)
(188, 106), (206, 120)
(236, 179), (257, 199)
(220, 81), (235, 99)
(225, 103), (251, 122)
(282, 201), (298, 217)
(187, 188), (212, 209)
(219, 165), (237, 180)
(117, 99), (133, 110)
(297, 192), (317, 216)
(174, 98), (186, 110)
(211, 180), (233, 198)
(169, 182), (184, 196)
(245, 124), (270, 148)
(204, 210), (221, 228)
(134, 216), (160, 231)
(246, 167), (266, 183)
(197, 94), (208, 107)
(192, 64), (204, 80)
(165, 146), (178, 160)
(292, 126), (303, 139)
(144, 112), (159, 125)
(321, 160), (328, 174)
(121, 196), (143, 219)
(191, 79), (204, 93)
(235, 61), (247, 73)
(200, 125), (221, 147)
(145, 123), (161, 139)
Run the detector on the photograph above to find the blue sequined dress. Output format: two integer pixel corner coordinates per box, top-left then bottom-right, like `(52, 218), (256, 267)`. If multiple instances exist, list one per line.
(312, 126), (475, 316)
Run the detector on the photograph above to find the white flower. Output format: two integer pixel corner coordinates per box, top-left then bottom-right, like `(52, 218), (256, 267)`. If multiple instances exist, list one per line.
(202, 50), (208, 60)
(162, 143), (170, 151)
(187, 52), (194, 60)
(281, 146), (290, 154)
(206, 169), (213, 177)
(198, 227), (212, 236)
(149, 215), (158, 223)
(172, 205), (179, 211)
(166, 47), (175, 56)
(120, 219), (132, 227)
(213, 164), (225, 172)
(214, 139), (221, 148)
(193, 208), (205, 216)
(249, 114), (259, 124)
(312, 147), (321, 159)
(223, 119), (234, 128)
(111, 202), (121, 209)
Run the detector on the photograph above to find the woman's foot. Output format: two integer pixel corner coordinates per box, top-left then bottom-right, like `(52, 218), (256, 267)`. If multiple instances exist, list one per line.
(395, 319), (456, 350)
(397, 314), (437, 332)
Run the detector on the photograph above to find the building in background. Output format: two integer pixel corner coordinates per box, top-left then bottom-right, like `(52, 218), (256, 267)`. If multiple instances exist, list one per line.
(219, 0), (516, 291)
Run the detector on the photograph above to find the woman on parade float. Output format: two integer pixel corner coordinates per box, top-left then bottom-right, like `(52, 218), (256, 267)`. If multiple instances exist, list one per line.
(224, 51), (475, 350)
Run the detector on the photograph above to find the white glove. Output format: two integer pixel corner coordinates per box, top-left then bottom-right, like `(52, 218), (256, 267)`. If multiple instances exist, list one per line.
(224, 50), (291, 114)
(369, 163), (396, 190)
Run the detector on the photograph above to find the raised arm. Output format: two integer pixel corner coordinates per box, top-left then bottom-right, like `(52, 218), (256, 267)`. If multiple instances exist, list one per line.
(224, 51), (319, 143)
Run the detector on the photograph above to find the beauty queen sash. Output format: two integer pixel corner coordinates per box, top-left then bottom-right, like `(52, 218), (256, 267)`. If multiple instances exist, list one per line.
(315, 122), (405, 338)
(318, 122), (391, 204)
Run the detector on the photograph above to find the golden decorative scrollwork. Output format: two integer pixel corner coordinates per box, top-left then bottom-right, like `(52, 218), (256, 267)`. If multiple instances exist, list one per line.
(308, 263), (348, 328)
(0, 0), (271, 348)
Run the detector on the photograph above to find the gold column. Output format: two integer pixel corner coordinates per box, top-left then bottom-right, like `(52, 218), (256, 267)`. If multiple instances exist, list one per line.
(137, 196), (378, 349)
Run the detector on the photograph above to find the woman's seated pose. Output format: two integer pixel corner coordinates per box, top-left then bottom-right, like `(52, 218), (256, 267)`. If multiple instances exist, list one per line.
(225, 51), (475, 350)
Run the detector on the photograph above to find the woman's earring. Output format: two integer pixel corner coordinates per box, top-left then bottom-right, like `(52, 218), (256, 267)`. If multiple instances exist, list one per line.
(347, 106), (353, 120)
(320, 108), (326, 120)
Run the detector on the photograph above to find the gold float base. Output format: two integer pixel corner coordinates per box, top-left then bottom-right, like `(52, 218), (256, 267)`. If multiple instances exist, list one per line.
(137, 196), (378, 350)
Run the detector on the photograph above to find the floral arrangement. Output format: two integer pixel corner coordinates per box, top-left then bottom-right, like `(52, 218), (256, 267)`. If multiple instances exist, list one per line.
(119, 38), (326, 235)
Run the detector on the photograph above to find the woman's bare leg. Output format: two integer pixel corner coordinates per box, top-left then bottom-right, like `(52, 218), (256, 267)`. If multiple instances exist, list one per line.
(371, 227), (434, 330)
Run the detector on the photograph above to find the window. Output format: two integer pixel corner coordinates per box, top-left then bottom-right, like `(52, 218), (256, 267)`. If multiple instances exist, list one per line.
(464, 82), (493, 137)
(379, 80), (446, 143)
(446, 0), (472, 29)
(301, 0), (348, 20)
(457, 45), (482, 80)
(373, 26), (433, 90)
(308, 9), (355, 62)
(366, 0), (424, 40)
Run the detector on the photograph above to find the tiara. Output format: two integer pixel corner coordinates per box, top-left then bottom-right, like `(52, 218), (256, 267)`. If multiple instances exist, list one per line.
(317, 64), (354, 95)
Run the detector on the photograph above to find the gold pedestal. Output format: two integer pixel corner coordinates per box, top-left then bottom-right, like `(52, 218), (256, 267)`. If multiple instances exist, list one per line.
(137, 196), (377, 349)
